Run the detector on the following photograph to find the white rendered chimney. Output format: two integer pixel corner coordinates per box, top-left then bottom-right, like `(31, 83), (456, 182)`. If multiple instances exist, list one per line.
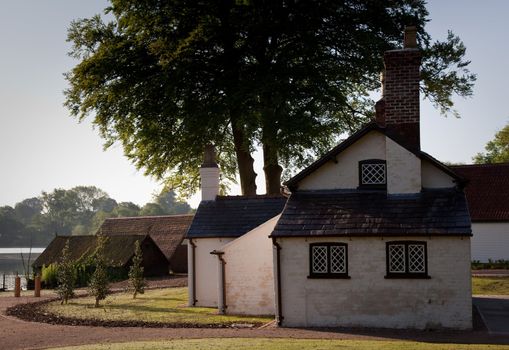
(199, 144), (219, 201)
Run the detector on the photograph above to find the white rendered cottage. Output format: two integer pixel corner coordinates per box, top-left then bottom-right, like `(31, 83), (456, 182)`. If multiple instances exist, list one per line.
(270, 27), (472, 329)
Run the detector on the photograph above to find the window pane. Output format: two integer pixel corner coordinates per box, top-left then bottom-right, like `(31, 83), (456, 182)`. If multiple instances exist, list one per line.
(388, 244), (406, 273)
(361, 163), (386, 185)
(312, 246), (328, 273)
(408, 244), (426, 273)
(330, 245), (346, 273)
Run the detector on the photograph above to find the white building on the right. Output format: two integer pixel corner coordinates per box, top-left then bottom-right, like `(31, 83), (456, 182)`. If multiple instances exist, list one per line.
(451, 163), (509, 262)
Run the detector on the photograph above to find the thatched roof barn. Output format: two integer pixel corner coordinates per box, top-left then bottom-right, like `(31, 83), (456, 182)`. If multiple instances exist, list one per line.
(32, 235), (168, 277)
(98, 214), (193, 273)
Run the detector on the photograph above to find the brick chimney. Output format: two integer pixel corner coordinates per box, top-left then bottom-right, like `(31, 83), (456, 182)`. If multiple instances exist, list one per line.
(378, 26), (421, 151)
(199, 144), (219, 201)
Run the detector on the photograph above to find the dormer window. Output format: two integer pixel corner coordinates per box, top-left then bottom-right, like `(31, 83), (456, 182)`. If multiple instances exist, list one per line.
(359, 159), (386, 189)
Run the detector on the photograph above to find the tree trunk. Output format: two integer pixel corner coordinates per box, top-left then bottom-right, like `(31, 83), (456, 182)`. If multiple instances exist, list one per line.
(263, 144), (283, 195)
(231, 122), (257, 196)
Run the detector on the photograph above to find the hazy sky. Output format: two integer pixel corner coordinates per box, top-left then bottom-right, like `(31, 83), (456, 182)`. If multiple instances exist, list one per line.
(0, 1), (508, 209)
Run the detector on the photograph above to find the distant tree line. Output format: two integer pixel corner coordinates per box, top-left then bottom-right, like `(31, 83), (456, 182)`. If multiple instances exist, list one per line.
(0, 186), (193, 247)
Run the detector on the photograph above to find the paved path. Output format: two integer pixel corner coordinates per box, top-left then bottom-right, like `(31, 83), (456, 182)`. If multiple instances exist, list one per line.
(1, 294), (509, 350)
(473, 270), (509, 277)
(474, 296), (509, 335)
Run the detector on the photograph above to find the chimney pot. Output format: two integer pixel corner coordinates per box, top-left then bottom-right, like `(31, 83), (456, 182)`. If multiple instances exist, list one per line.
(404, 26), (417, 49)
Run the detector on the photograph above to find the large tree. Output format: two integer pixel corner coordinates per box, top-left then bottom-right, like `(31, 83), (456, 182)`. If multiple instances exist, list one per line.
(65, 0), (475, 195)
(474, 123), (509, 164)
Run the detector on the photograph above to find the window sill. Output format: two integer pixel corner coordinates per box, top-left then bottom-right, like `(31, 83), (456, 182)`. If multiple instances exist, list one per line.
(308, 275), (351, 279)
(384, 274), (431, 279)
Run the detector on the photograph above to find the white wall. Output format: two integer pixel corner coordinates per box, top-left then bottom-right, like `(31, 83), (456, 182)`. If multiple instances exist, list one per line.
(421, 160), (456, 188)
(194, 237), (235, 307)
(386, 137), (421, 193)
(276, 236), (472, 329)
(220, 216), (279, 315)
(472, 222), (509, 262)
(298, 131), (386, 190)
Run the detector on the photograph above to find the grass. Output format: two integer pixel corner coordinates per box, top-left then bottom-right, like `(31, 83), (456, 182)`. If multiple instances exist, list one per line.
(41, 287), (272, 325)
(49, 339), (509, 350)
(472, 276), (509, 295)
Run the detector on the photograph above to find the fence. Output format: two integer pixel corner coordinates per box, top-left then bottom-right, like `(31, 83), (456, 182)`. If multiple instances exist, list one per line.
(0, 274), (27, 291)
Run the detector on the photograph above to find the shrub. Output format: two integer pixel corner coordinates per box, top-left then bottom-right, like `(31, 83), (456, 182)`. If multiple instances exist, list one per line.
(41, 264), (58, 288)
(88, 234), (110, 307)
(56, 239), (76, 304)
(128, 240), (146, 299)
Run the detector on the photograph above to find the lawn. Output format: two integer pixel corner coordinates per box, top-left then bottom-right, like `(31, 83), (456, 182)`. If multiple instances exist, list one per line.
(50, 339), (509, 350)
(472, 276), (509, 295)
(41, 287), (272, 326)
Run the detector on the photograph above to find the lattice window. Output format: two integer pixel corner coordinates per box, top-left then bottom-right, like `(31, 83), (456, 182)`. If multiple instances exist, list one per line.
(310, 243), (349, 278)
(312, 246), (328, 273)
(358, 160), (387, 188)
(408, 244), (426, 273)
(386, 241), (428, 278)
(388, 244), (406, 273)
(330, 246), (346, 273)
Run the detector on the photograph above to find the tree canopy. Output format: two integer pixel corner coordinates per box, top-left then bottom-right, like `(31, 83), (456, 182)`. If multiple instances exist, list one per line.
(65, 0), (476, 196)
(474, 123), (509, 164)
(0, 186), (192, 247)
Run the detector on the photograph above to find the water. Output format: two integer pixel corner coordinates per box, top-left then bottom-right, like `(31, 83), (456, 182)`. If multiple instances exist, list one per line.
(0, 247), (45, 275)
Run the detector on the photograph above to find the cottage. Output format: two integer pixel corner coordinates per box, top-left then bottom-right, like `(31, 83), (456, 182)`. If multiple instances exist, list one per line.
(33, 234), (168, 277)
(269, 27), (472, 329)
(185, 149), (286, 307)
(451, 163), (509, 262)
(99, 214), (193, 273)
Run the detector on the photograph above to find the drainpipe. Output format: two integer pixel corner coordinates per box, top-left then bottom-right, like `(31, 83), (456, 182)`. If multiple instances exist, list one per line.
(210, 251), (226, 314)
(272, 237), (283, 326)
(188, 239), (197, 306)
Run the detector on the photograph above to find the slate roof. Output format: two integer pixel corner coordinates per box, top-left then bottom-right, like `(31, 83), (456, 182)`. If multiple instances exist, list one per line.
(271, 189), (471, 237)
(187, 195), (287, 238)
(33, 235), (154, 268)
(99, 215), (194, 260)
(451, 163), (509, 222)
(285, 122), (465, 189)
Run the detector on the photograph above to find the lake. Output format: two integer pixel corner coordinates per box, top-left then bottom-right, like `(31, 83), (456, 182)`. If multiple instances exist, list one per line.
(0, 248), (45, 275)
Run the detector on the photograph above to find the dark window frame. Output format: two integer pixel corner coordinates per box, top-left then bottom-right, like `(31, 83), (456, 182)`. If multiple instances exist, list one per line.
(308, 242), (350, 279)
(358, 159), (387, 190)
(385, 241), (430, 279)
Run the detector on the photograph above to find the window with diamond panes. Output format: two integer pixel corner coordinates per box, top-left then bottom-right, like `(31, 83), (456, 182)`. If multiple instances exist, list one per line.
(309, 243), (349, 278)
(358, 160), (387, 189)
(386, 241), (429, 278)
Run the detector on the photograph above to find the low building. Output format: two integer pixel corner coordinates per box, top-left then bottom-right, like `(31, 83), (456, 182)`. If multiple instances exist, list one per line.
(99, 214), (193, 273)
(33, 234), (168, 277)
(452, 163), (509, 262)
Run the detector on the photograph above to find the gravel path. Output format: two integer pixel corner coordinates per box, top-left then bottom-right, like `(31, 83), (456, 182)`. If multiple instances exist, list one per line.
(1, 277), (508, 349)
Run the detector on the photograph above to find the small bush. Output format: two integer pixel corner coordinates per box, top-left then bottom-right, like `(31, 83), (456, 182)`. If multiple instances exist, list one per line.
(41, 264), (58, 288)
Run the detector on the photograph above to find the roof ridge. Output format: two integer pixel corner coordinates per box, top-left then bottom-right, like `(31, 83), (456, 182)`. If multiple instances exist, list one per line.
(105, 214), (194, 221)
(217, 195), (286, 200)
(451, 162), (509, 168)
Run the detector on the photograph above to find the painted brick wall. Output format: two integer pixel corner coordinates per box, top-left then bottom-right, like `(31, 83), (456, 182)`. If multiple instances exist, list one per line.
(277, 236), (472, 329)
(471, 222), (509, 261)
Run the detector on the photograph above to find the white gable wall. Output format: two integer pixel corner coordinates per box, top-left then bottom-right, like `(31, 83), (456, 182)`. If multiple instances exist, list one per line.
(219, 215), (279, 315)
(298, 131), (386, 190)
(276, 236), (472, 329)
(421, 160), (456, 188)
(193, 237), (235, 307)
(386, 137), (421, 193)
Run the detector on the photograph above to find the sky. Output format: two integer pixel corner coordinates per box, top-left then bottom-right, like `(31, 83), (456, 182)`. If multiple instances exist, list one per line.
(0, 0), (508, 209)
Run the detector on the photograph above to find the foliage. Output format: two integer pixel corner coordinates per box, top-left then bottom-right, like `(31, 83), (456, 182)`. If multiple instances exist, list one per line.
(0, 187), (192, 248)
(65, 0), (476, 196)
(41, 264), (58, 288)
(56, 240), (76, 304)
(88, 234), (110, 307)
(474, 123), (509, 163)
(128, 240), (146, 299)
(472, 259), (509, 270)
